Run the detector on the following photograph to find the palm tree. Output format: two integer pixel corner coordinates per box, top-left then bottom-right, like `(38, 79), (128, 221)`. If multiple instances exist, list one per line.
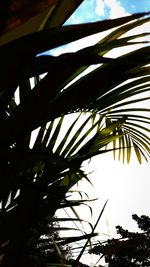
(0, 1), (149, 266)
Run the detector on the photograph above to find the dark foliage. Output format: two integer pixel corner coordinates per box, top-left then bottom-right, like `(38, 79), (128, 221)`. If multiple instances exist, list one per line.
(0, 1), (149, 266)
(90, 215), (150, 267)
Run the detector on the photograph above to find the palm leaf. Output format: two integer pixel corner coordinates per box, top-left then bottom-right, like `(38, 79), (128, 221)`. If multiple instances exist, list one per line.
(0, 8), (150, 266)
(55, 114), (81, 154)
(75, 200), (108, 263)
(64, 16), (150, 83)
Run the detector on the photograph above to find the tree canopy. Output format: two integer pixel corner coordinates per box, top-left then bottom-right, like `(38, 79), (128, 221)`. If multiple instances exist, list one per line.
(90, 214), (150, 267)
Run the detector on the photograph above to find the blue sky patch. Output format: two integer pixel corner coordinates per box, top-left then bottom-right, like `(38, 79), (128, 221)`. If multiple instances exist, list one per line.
(121, 0), (150, 13)
(65, 0), (149, 25)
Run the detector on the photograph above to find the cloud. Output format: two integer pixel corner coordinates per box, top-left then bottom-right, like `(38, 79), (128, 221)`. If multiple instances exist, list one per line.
(105, 0), (130, 18)
(96, 0), (105, 16)
(96, 0), (130, 18)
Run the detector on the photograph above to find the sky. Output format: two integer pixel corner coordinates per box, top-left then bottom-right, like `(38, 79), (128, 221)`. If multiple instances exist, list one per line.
(55, 0), (150, 265)
(66, 0), (150, 24)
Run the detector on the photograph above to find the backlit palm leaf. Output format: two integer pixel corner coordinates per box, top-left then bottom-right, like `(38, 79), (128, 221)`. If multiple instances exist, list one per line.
(0, 5), (149, 266)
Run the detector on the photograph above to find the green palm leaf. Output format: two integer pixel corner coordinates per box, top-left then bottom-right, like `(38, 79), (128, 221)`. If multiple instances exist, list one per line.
(0, 7), (149, 266)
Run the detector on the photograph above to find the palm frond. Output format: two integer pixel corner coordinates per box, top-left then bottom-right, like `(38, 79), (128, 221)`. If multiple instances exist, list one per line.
(0, 7), (149, 266)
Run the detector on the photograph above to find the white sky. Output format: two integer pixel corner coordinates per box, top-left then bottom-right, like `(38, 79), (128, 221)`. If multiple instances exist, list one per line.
(96, 0), (130, 18)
